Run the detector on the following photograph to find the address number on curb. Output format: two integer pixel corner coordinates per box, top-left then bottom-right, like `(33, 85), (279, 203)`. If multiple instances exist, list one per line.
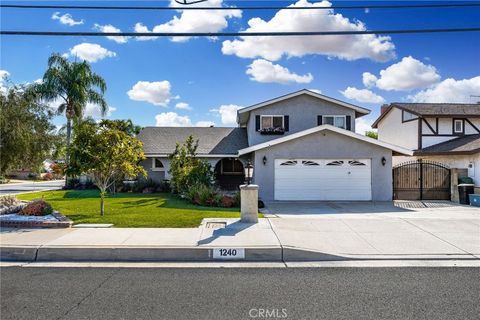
(212, 248), (245, 260)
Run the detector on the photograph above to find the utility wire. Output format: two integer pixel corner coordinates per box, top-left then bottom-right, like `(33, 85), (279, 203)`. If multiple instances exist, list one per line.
(1, 3), (480, 10)
(2, 28), (480, 37)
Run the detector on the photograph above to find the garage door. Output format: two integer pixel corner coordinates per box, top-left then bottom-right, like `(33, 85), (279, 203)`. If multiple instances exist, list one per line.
(274, 159), (372, 201)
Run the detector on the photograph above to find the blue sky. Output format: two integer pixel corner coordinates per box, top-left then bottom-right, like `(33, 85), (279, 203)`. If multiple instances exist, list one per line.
(1, 0), (479, 132)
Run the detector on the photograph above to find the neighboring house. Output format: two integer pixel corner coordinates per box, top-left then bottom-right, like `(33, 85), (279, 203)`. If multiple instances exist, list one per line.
(138, 89), (412, 201)
(372, 103), (480, 189)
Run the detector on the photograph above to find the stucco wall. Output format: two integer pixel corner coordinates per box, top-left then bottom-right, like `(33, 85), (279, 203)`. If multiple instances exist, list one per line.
(246, 95), (357, 146)
(377, 108), (418, 150)
(252, 130), (393, 201)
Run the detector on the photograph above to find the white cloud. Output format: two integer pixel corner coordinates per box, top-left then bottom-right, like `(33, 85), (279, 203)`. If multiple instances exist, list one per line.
(222, 0), (395, 62)
(52, 12), (84, 26)
(127, 81), (174, 106)
(409, 76), (480, 103)
(372, 56), (440, 91)
(67, 43), (116, 63)
(341, 87), (385, 104)
(94, 24), (129, 44)
(308, 89), (322, 94)
(355, 118), (374, 135)
(196, 121), (215, 127)
(362, 72), (377, 88)
(0, 70), (10, 94)
(133, 23), (159, 41)
(84, 103), (116, 118)
(210, 104), (241, 126)
(155, 112), (192, 127)
(134, 0), (241, 42)
(175, 102), (192, 110)
(246, 59), (313, 84)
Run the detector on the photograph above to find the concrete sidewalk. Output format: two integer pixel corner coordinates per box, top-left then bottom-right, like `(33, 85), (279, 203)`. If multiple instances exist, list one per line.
(1, 207), (479, 262)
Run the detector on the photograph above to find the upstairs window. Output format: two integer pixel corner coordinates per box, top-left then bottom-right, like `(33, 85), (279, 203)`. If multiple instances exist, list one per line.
(402, 111), (418, 122)
(261, 115), (284, 130)
(454, 119), (464, 134)
(323, 116), (346, 129)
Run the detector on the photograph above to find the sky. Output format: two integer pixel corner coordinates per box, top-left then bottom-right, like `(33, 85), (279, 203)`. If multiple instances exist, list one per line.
(1, 0), (480, 133)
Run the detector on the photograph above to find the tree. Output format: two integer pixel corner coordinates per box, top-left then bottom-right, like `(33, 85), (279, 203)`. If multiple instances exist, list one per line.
(35, 54), (108, 185)
(99, 119), (143, 136)
(168, 135), (213, 195)
(365, 131), (378, 139)
(0, 85), (58, 176)
(69, 120), (146, 216)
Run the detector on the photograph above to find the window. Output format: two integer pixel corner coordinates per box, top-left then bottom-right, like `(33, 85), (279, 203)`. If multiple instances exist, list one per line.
(280, 160), (297, 166)
(402, 111), (418, 122)
(326, 160), (344, 166)
(302, 160), (320, 166)
(221, 159), (243, 175)
(454, 119), (464, 134)
(348, 160), (366, 166)
(261, 115), (284, 130)
(323, 116), (346, 129)
(152, 158), (165, 171)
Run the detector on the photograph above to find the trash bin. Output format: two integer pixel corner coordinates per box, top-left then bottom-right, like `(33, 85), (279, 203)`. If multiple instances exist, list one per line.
(458, 183), (475, 205)
(469, 194), (480, 207)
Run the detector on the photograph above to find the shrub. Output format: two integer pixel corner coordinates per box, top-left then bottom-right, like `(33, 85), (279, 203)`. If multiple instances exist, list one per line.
(20, 199), (53, 216)
(186, 184), (219, 206)
(51, 163), (65, 179)
(65, 178), (80, 189)
(43, 173), (54, 180)
(27, 172), (39, 180)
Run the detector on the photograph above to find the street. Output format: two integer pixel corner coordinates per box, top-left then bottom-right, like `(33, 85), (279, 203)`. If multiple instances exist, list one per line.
(1, 267), (479, 320)
(0, 180), (64, 195)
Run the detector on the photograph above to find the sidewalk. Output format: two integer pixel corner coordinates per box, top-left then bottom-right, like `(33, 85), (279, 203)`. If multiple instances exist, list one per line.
(2, 205), (479, 262)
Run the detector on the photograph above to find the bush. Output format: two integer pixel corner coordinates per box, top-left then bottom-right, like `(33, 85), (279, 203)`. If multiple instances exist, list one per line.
(20, 199), (53, 216)
(51, 163), (65, 179)
(65, 178), (81, 189)
(27, 172), (39, 180)
(43, 172), (54, 181)
(0, 175), (9, 184)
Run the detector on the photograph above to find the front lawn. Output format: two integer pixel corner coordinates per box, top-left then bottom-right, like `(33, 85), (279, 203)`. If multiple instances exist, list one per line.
(17, 190), (249, 228)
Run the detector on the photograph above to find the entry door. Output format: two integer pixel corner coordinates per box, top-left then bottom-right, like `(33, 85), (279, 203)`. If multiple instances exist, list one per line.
(274, 159), (372, 201)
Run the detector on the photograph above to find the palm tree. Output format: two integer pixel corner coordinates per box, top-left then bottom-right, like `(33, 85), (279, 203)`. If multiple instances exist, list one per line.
(36, 54), (107, 185)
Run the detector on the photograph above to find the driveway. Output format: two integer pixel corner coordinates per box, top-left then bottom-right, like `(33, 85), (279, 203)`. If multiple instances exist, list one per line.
(0, 180), (64, 195)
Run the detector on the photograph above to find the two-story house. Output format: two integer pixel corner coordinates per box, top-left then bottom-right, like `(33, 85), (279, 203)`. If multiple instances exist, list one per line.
(372, 103), (480, 190)
(138, 89), (411, 201)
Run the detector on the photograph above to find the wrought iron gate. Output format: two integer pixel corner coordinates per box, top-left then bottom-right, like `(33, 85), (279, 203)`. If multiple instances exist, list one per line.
(393, 160), (451, 200)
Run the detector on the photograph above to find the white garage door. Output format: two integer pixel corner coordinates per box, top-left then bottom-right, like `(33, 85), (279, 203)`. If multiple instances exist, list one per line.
(274, 159), (372, 201)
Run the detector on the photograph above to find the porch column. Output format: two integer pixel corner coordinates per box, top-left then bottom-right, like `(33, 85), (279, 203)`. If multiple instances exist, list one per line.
(240, 184), (259, 223)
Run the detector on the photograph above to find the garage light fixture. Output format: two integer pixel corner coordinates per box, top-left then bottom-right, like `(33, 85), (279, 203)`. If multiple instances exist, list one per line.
(381, 157), (387, 166)
(263, 156), (267, 165)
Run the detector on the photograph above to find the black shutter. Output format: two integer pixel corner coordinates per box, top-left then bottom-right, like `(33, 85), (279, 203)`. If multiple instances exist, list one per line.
(284, 115), (289, 131)
(346, 115), (351, 130)
(255, 115), (260, 131)
(317, 115), (323, 126)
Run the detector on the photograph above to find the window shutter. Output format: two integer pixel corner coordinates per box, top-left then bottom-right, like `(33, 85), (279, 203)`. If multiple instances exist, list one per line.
(346, 115), (351, 130)
(255, 115), (260, 131)
(317, 115), (323, 126)
(284, 115), (289, 131)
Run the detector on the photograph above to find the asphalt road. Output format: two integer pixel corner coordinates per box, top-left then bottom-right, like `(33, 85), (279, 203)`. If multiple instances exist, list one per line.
(1, 267), (479, 320)
(0, 180), (64, 195)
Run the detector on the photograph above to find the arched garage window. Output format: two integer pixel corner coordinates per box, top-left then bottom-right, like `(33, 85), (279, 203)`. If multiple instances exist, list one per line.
(151, 158), (165, 171)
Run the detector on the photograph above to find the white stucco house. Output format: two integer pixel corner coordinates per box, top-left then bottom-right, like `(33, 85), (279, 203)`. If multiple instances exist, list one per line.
(138, 89), (412, 202)
(372, 103), (480, 192)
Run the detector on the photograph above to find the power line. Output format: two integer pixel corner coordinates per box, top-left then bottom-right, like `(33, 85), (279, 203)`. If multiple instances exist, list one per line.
(2, 28), (480, 37)
(2, 3), (480, 11)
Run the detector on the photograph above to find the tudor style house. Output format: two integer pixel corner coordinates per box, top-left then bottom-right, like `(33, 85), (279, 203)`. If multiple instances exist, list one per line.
(138, 89), (412, 201)
(372, 103), (480, 189)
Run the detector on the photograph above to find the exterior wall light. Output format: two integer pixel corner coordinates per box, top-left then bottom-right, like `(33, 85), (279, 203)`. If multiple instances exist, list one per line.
(381, 157), (387, 166)
(263, 155), (267, 165)
(244, 160), (254, 185)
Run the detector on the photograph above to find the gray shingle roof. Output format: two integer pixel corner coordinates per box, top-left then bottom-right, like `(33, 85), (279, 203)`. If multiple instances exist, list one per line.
(391, 103), (480, 116)
(415, 134), (480, 155)
(137, 127), (248, 156)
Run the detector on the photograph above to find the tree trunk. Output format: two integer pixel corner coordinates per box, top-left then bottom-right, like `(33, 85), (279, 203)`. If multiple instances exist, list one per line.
(100, 192), (105, 217)
(65, 116), (72, 188)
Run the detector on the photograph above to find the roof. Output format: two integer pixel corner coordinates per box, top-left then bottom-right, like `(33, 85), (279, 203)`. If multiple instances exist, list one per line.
(238, 124), (413, 156)
(237, 89), (371, 125)
(372, 103), (480, 128)
(137, 127), (248, 156)
(414, 134), (480, 156)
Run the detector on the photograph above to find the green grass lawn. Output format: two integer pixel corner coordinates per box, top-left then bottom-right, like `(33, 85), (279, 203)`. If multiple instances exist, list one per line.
(17, 190), (251, 228)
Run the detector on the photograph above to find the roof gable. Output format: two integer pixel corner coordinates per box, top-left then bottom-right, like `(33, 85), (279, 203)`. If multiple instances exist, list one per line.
(238, 124), (412, 156)
(237, 89), (370, 125)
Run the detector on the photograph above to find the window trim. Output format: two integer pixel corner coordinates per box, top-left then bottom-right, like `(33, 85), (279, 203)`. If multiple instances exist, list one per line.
(151, 158), (165, 172)
(260, 115), (284, 130)
(453, 118), (465, 135)
(322, 115), (347, 129)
